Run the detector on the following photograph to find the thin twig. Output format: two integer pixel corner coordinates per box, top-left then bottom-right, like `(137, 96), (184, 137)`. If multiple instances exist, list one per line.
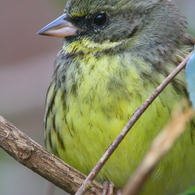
(0, 116), (104, 195)
(75, 52), (193, 195)
(122, 106), (194, 195)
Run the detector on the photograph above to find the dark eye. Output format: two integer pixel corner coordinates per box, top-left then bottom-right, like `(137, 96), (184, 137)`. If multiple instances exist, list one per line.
(93, 13), (107, 26)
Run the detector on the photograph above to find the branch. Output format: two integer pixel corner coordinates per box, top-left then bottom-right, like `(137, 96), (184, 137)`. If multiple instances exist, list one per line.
(75, 52), (193, 195)
(0, 116), (103, 195)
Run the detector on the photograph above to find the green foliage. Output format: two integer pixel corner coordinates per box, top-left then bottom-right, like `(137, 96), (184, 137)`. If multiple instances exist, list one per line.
(183, 186), (195, 195)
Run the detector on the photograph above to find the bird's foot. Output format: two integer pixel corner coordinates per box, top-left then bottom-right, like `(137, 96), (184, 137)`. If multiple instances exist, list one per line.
(102, 181), (122, 195)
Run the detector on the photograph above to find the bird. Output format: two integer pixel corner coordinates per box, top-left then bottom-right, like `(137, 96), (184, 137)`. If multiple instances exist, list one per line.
(37, 0), (195, 194)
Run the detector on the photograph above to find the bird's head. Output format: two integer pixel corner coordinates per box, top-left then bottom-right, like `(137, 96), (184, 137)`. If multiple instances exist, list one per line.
(37, 0), (187, 54)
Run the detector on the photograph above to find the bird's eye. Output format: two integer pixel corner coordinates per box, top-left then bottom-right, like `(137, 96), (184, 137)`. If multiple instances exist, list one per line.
(93, 13), (107, 26)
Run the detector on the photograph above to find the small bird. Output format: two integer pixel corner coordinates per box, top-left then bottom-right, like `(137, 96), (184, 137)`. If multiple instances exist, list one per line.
(38, 0), (195, 194)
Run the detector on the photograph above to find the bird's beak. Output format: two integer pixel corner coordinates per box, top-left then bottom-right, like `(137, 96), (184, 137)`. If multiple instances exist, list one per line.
(37, 14), (77, 38)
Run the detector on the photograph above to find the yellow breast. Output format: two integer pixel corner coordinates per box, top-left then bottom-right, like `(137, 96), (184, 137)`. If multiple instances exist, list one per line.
(44, 39), (195, 194)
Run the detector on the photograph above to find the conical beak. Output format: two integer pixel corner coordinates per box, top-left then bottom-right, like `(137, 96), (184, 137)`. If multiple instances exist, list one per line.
(37, 14), (78, 38)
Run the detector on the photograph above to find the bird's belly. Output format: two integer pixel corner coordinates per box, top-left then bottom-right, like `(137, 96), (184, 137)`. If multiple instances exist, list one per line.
(44, 55), (195, 194)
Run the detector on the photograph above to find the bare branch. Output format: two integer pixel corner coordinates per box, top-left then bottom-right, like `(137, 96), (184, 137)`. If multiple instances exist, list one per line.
(75, 52), (193, 195)
(0, 116), (103, 195)
(122, 106), (194, 195)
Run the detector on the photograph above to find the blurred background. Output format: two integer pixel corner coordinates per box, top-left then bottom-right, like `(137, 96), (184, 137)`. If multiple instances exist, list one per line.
(0, 0), (195, 195)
